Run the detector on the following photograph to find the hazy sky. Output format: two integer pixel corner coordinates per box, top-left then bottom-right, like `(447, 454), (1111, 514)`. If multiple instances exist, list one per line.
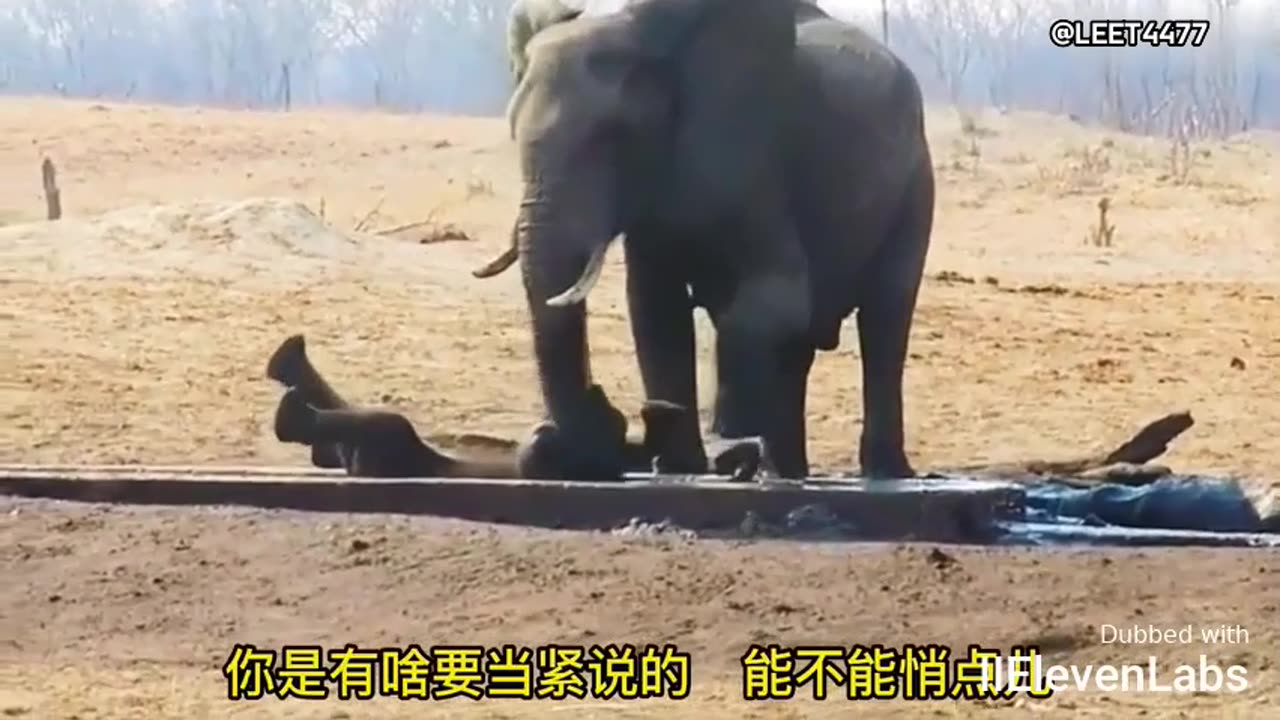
(582, 0), (1277, 22)
(13, 0), (1271, 21)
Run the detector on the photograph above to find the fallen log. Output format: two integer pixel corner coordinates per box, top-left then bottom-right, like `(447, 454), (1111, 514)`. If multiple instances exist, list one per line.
(942, 411), (1195, 487)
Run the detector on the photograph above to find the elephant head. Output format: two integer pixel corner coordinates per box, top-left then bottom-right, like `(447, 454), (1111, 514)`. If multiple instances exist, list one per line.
(506, 0), (586, 85)
(502, 0), (799, 477)
(474, 0), (588, 281)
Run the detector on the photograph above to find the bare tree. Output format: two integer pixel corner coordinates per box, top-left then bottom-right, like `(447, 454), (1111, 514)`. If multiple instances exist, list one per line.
(898, 0), (983, 106)
(0, 0), (1273, 132)
(977, 0), (1041, 108)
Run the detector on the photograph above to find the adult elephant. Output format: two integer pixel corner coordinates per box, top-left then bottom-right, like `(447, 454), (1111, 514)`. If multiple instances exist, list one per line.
(492, 0), (935, 481)
(505, 0), (585, 83)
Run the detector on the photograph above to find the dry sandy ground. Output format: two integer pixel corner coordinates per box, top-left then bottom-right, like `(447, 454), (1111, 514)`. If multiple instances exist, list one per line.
(1, 96), (1278, 717)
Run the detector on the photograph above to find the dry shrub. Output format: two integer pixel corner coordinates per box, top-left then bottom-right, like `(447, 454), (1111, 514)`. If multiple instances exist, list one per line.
(1161, 135), (1195, 184)
(1036, 144), (1112, 195)
(1214, 189), (1266, 207)
(465, 177), (494, 198)
(1084, 197), (1116, 248)
(418, 222), (472, 245)
(369, 179), (492, 244)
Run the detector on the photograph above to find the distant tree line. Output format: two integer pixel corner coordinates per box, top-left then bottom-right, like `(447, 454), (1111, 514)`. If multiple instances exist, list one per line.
(0, 0), (1276, 138)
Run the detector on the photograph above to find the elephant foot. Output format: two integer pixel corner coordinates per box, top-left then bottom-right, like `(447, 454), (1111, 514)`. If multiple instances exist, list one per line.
(266, 334), (307, 387)
(518, 385), (630, 481)
(516, 421), (625, 480)
(859, 444), (915, 480)
(639, 400), (708, 475)
(515, 422), (568, 480)
(274, 387), (317, 444)
(712, 438), (763, 483)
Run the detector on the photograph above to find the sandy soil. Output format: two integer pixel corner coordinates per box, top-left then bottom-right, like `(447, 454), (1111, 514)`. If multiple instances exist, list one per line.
(1, 96), (1278, 717)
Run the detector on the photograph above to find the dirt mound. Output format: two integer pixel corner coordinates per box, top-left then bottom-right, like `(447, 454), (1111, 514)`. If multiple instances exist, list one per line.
(0, 197), (447, 284)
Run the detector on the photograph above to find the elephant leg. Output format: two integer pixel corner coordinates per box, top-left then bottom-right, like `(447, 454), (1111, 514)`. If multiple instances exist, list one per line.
(715, 273), (812, 478)
(708, 346), (776, 472)
(624, 238), (707, 473)
(711, 342), (813, 442)
(274, 387), (435, 478)
(855, 168), (934, 479)
(265, 335), (349, 469)
(773, 342), (815, 477)
(713, 334), (811, 479)
(706, 202), (813, 479)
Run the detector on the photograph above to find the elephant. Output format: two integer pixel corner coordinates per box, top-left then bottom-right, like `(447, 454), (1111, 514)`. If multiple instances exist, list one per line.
(474, 0), (588, 279)
(484, 0), (767, 478)
(506, 0), (585, 84)
(265, 334), (761, 480)
(486, 0), (935, 482)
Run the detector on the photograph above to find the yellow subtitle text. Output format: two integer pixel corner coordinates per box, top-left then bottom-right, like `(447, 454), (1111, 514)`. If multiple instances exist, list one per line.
(742, 643), (1045, 701)
(222, 643), (691, 701)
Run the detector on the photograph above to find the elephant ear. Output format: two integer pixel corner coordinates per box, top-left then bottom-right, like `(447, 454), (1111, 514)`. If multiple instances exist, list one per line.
(627, 0), (798, 223)
(504, 2), (586, 140)
(506, 0), (585, 85)
(505, 69), (533, 140)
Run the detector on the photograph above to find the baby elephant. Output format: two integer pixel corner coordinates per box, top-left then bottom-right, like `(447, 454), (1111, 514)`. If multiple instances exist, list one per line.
(265, 334), (761, 482)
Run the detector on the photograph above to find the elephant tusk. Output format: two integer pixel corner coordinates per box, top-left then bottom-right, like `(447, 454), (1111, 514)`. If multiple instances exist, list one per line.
(546, 242), (609, 307)
(472, 223), (521, 279)
(471, 245), (519, 278)
(641, 399), (687, 413)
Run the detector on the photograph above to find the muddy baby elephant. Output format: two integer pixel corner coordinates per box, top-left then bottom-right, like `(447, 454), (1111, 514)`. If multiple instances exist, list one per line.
(265, 334), (760, 481)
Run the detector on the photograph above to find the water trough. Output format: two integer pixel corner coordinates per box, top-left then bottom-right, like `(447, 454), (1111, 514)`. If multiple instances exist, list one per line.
(0, 465), (1275, 548)
(0, 465), (1020, 544)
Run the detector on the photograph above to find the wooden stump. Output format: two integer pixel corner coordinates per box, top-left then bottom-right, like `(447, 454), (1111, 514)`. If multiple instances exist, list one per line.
(42, 158), (61, 220)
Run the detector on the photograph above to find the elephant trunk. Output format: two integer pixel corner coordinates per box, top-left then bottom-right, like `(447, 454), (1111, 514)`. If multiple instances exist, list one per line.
(516, 187), (610, 425)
